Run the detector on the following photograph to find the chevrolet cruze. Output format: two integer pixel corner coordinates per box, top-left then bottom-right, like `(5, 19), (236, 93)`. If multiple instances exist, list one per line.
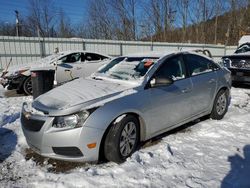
(21, 51), (231, 163)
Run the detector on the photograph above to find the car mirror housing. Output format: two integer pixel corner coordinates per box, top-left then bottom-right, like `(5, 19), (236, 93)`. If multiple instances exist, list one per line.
(150, 77), (174, 88)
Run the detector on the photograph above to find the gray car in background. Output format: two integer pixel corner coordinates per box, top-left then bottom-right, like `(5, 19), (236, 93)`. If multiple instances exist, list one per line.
(21, 51), (231, 163)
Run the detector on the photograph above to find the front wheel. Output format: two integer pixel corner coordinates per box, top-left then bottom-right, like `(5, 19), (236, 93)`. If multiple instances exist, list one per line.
(104, 115), (139, 163)
(210, 89), (229, 120)
(23, 76), (32, 95)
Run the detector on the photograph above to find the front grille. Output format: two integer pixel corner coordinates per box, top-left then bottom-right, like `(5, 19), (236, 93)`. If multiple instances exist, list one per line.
(21, 113), (45, 132)
(52, 147), (83, 157)
(230, 68), (250, 76)
(230, 58), (250, 69)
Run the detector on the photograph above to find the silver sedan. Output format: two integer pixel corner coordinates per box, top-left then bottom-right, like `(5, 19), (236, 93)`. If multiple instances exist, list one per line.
(21, 51), (231, 163)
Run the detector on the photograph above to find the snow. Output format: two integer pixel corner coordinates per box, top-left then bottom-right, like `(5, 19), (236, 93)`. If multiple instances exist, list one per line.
(34, 78), (134, 114)
(1, 85), (250, 187)
(239, 35), (250, 46)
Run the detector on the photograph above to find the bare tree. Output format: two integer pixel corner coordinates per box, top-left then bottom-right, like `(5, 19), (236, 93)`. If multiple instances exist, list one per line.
(57, 9), (74, 38)
(26, 0), (58, 37)
(108, 0), (137, 40)
(0, 21), (15, 36)
(140, 0), (176, 42)
(85, 0), (113, 39)
(177, 0), (189, 42)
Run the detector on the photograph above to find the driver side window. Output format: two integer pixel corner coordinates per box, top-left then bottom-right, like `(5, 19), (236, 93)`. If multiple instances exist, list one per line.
(155, 55), (186, 81)
(60, 53), (81, 63)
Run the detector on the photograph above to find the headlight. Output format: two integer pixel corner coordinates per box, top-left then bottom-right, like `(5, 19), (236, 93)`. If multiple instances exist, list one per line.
(223, 58), (231, 68)
(53, 110), (90, 129)
(10, 69), (29, 76)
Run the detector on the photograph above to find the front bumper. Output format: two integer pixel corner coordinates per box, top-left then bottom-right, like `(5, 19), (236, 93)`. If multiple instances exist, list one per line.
(20, 103), (105, 162)
(229, 68), (250, 83)
(0, 77), (8, 86)
(1, 74), (26, 90)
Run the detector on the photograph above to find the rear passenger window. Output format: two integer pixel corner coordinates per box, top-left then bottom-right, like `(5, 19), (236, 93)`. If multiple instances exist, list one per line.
(85, 53), (106, 61)
(184, 54), (214, 76)
(155, 55), (186, 81)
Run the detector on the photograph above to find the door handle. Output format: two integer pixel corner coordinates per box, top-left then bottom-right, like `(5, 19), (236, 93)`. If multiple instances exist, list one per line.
(181, 88), (191, 93)
(76, 67), (82, 70)
(64, 69), (71, 72)
(208, 79), (216, 84)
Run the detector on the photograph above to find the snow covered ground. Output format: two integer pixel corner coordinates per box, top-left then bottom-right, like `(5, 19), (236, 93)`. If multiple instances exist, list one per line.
(0, 85), (250, 188)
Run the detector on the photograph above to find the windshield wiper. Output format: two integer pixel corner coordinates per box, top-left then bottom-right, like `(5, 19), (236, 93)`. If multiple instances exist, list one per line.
(92, 76), (103, 80)
(109, 73), (124, 80)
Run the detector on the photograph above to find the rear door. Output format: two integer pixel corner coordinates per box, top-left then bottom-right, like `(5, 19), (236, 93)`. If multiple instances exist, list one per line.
(183, 54), (218, 115)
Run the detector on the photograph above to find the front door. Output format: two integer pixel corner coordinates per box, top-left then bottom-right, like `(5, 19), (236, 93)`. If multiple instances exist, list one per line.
(55, 52), (82, 84)
(145, 55), (193, 136)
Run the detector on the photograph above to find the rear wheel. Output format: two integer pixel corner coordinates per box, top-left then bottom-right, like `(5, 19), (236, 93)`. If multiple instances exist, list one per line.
(23, 76), (32, 95)
(210, 89), (229, 120)
(104, 115), (139, 163)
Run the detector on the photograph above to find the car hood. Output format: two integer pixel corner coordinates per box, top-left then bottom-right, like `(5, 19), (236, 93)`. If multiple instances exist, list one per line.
(32, 78), (138, 115)
(4, 60), (55, 77)
(223, 52), (250, 58)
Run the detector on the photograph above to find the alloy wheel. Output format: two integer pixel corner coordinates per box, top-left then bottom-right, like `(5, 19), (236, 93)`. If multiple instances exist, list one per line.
(119, 121), (137, 157)
(216, 93), (227, 115)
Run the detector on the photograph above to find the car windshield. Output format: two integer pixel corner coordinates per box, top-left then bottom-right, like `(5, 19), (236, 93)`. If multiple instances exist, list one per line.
(97, 57), (159, 81)
(235, 44), (250, 54)
(35, 53), (64, 64)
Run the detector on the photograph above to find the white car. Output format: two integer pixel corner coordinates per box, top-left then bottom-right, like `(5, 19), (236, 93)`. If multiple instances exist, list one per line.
(0, 51), (111, 95)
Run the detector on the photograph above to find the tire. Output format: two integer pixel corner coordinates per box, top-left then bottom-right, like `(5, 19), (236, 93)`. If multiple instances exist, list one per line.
(210, 89), (229, 120)
(23, 76), (32, 95)
(104, 115), (140, 163)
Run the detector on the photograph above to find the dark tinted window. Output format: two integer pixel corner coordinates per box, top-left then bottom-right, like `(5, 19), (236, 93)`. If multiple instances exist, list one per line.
(235, 44), (250, 54)
(60, 53), (81, 63)
(85, 53), (107, 61)
(81, 53), (85, 62)
(184, 54), (214, 76)
(155, 55), (186, 81)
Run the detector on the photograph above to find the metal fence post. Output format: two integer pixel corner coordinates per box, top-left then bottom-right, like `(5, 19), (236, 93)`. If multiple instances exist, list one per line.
(120, 43), (123, 56)
(0, 56), (2, 70)
(83, 40), (86, 51)
(39, 38), (46, 58)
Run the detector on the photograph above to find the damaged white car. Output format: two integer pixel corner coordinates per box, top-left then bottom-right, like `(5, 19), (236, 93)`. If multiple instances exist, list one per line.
(0, 51), (110, 95)
(21, 51), (231, 163)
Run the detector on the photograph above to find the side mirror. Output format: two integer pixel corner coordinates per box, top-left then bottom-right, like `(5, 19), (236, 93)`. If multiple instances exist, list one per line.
(150, 77), (174, 88)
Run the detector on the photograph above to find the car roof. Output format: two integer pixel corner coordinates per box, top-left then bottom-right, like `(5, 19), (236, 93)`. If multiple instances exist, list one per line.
(122, 50), (213, 61)
(123, 51), (178, 59)
(57, 50), (111, 58)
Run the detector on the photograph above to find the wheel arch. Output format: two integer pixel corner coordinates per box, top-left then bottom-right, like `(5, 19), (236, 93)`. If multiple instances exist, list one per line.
(217, 86), (230, 96)
(98, 112), (147, 161)
(16, 75), (30, 92)
(211, 86), (230, 108)
(22, 75), (32, 95)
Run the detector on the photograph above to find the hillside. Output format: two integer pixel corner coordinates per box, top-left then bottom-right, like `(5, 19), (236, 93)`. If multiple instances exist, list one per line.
(152, 6), (250, 45)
